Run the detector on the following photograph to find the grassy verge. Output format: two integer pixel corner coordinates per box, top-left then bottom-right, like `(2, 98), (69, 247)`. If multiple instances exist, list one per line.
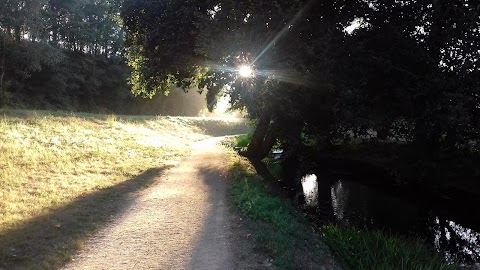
(228, 155), (334, 270)
(322, 225), (457, 270)
(0, 109), (248, 269)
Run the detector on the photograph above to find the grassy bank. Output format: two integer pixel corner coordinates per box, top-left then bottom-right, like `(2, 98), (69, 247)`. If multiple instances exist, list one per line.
(228, 152), (456, 270)
(0, 109), (248, 269)
(322, 225), (457, 270)
(228, 155), (336, 270)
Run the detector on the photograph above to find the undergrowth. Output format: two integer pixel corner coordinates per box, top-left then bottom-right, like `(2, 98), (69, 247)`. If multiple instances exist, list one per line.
(233, 133), (252, 148)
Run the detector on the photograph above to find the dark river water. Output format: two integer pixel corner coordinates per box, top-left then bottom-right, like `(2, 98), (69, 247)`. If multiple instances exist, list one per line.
(285, 167), (480, 265)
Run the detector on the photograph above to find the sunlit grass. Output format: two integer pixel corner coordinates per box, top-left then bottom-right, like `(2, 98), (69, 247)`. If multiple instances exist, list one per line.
(0, 109), (249, 269)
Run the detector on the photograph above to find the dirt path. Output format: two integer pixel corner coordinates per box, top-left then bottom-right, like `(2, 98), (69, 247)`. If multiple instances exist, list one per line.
(63, 137), (269, 270)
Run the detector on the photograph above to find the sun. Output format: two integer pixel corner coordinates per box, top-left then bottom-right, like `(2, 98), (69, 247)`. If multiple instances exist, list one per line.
(238, 65), (253, 78)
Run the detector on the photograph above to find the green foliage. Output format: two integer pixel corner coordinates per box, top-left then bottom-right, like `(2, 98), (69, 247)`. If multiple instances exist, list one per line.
(0, 33), (64, 80)
(0, 32), (209, 115)
(1, 46), (130, 112)
(122, 0), (208, 97)
(234, 133), (252, 148)
(0, 0), (124, 54)
(0, 0), (132, 113)
(322, 225), (457, 270)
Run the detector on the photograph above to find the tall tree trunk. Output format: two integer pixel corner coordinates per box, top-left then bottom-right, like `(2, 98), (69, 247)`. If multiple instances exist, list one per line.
(0, 34), (6, 96)
(52, 28), (58, 44)
(104, 42), (109, 58)
(244, 113), (277, 159)
(376, 123), (389, 140)
(14, 26), (21, 43)
(428, 0), (446, 66)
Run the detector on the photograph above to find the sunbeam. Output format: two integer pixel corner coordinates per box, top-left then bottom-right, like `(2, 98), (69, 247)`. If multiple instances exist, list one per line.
(259, 69), (317, 88)
(252, 0), (315, 65)
(203, 62), (236, 74)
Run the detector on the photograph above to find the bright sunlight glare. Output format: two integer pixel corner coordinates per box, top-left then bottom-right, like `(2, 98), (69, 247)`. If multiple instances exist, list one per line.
(215, 95), (230, 113)
(238, 65), (253, 78)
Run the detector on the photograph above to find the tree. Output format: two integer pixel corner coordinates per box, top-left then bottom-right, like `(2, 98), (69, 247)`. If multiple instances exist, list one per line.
(0, 0), (46, 42)
(0, 0), (129, 111)
(333, 0), (480, 148)
(121, 0), (363, 158)
(0, 33), (7, 98)
(122, 0), (479, 162)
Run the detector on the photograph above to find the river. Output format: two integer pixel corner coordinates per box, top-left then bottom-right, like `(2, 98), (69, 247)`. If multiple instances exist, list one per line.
(282, 162), (480, 265)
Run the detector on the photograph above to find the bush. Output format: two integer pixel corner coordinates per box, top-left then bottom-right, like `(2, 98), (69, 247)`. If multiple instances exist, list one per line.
(234, 133), (252, 148)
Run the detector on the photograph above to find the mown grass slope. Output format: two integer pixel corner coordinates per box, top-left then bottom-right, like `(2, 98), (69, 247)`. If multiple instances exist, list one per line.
(0, 109), (249, 269)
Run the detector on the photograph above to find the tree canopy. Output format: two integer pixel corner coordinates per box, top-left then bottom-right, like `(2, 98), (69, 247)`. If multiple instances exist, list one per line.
(0, 0), (210, 114)
(121, 0), (480, 163)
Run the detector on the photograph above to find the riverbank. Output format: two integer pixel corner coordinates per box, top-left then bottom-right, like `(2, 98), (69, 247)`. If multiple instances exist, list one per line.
(229, 154), (460, 269)
(228, 154), (339, 270)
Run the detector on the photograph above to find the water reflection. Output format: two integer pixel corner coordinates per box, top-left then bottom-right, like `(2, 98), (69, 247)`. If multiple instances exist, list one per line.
(331, 180), (347, 222)
(301, 174), (318, 206)
(300, 175), (480, 265)
(433, 217), (480, 264)
(329, 180), (420, 232)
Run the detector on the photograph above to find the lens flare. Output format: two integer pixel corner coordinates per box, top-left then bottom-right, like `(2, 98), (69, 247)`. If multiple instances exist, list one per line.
(238, 65), (253, 78)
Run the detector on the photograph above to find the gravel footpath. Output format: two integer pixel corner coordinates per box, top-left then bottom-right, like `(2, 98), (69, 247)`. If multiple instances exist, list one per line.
(63, 137), (269, 270)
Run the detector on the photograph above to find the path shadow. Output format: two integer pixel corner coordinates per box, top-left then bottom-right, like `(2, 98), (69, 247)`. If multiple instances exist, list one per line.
(187, 161), (279, 270)
(0, 167), (166, 270)
(186, 164), (233, 270)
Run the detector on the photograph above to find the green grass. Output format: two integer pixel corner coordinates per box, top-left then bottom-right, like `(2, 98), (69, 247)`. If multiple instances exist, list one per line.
(229, 156), (332, 270)
(322, 225), (458, 270)
(0, 109), (249, 270)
